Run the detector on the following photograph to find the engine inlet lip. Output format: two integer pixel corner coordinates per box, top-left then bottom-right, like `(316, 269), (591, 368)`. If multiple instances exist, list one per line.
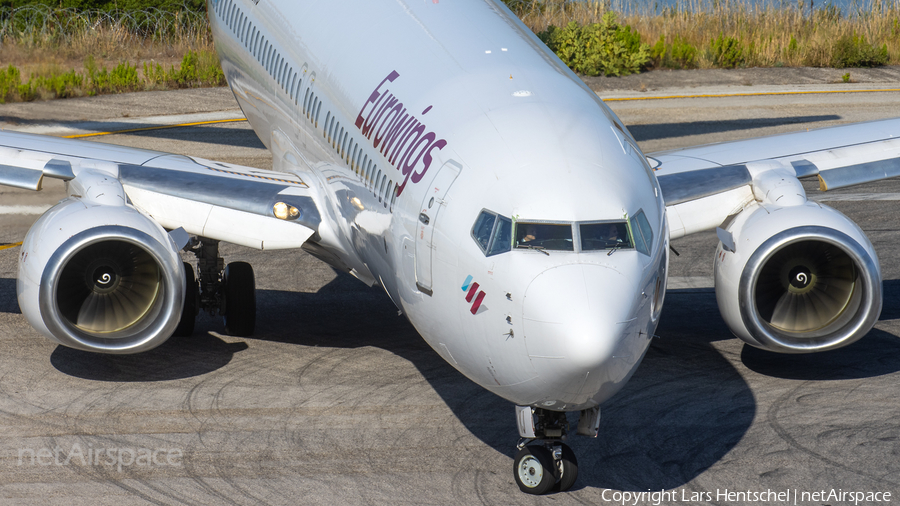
(739, 226), (881, 353)
(39, 225), (183, 354)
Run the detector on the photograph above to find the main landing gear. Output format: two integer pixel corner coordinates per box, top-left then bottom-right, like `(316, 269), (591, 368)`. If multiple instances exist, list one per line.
(513, 405), (601, 494)
(173, 238), (256, 337)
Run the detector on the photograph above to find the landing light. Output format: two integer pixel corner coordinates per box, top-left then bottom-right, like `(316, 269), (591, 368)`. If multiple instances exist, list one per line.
(273, 202), (300, 220)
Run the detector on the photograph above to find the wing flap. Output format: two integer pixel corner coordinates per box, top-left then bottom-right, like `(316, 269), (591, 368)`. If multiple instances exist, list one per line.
(649, 117), (900, 239)
(124, 186), (314, 250)
(657, 164), (751, 206)
(0, 130), (322, 250)
(651, 117), (900, 176)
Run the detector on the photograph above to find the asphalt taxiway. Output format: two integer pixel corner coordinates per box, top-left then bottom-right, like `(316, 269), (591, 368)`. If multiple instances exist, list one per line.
(1, 82), (900, 505)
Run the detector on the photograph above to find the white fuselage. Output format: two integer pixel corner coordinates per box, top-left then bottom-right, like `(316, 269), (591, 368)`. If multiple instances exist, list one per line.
(207, 0), (668, 411)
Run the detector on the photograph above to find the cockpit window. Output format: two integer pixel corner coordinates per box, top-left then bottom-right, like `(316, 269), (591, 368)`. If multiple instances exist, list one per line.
(471, 210), (512, 256)
(515, 223), (574, 251)
(629, 210), (653, 255)
(580, 222), (632, 251)
(472, 211), (495, 252)
(488, 216), (512, 256)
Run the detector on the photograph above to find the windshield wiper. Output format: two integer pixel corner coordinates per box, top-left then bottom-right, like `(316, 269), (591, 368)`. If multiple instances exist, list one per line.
(519, 244), (550, 256)
(607, 243), (621, 256)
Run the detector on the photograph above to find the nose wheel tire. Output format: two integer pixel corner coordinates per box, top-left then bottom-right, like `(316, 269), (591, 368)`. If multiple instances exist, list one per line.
(223, 261), (256, 336)
(514, 445), (557, 495)
(173, 262), (198, 337)
(553, 443), (579, 492)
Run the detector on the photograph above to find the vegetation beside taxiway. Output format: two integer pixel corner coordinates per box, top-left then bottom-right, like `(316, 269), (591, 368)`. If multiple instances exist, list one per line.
(506, 0), (897, 75)
(0, 0), (897, 101)
(0, 3), (219, 102)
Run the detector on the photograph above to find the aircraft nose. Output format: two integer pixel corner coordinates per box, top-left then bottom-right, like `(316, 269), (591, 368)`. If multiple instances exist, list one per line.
(522, 264), (637, 373)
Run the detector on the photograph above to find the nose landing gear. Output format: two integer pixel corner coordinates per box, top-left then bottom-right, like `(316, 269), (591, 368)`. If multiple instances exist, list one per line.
(513, 406), (589, 494)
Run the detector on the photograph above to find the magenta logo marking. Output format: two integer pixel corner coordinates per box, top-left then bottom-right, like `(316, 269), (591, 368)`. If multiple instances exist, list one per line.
(355, 71), (448, 197)
(461, 275), (487, 315)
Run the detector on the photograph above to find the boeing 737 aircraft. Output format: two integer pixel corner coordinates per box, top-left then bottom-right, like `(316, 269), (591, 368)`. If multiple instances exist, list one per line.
(2, 0), (900, 494)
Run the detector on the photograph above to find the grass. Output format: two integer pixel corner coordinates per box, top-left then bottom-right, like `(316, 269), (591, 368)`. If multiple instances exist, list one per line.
(0, 5), (218, 102)
(506, 0), (900, 70)
(0, 1), (897, 103)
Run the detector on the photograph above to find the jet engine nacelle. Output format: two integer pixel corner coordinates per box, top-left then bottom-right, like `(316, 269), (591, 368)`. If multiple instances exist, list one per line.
(714, 202), (881, 353)
(17, 196), (185, 354)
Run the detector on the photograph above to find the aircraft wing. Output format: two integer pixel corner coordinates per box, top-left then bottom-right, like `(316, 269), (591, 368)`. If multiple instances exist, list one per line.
(649, 117), (900, 239)
(0, 130), (320, 250)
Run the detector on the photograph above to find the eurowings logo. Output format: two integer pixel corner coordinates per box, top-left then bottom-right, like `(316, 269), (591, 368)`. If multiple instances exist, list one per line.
(461, 275), (487, 315)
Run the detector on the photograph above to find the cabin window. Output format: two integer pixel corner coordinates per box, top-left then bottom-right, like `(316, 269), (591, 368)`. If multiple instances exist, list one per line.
(315, 101), (322, 127)
(515, 222), (574, 251)
(390, 183), (398, 212)
(580, 222), (632, 252)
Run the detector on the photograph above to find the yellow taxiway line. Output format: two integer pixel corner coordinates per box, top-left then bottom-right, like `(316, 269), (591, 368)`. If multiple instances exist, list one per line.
(603, 88), (900, 102)
(0, 242), (23, 251)
(62, 118), (248, 139)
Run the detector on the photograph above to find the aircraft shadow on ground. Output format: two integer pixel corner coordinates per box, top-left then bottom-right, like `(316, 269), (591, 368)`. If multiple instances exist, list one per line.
(576, 289), (755, 492)
(628, 114), (842, 142)
(44, 271), (900, 491)
(40, 269), (755, 492)
(0, 278), (19, 314)
(0, 116), (266, 150)
(742, 278), (900, 381)
(127, 124), (267, 150)
(245, 275), (757, 493)
(51, 336), (249, 382)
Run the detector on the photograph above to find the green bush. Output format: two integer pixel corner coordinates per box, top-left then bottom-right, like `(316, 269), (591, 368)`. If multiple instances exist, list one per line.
(710, 34), (744, 68)
(831, 34), (889, 68)
(142, 51), (225, 89)
(85, 57), (141, 95)
(0, 50), (223, 103)
(0, 65), (22, 103)
(538, 13), (650, 77)
(0, 0), (205, 13)
(651, 35), (697, 68)
(34, 69), (84, 98)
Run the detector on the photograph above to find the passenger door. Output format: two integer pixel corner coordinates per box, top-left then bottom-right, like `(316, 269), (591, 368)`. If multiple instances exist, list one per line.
(415, 160), (462, 294)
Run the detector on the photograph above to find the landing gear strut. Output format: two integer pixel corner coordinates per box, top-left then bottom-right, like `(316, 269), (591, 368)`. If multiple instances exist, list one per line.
(513, 405), (600, 494)
(179, 237), (256, 337)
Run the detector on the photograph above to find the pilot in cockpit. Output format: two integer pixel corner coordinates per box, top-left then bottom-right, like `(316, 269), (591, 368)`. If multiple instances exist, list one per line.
(521, 224), (537, 243)
(600, 223), (620, 243)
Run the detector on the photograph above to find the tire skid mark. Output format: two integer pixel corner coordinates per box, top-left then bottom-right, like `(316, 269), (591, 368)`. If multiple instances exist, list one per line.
(767, 381), (900, 488)
(181, 347), (280, 506)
